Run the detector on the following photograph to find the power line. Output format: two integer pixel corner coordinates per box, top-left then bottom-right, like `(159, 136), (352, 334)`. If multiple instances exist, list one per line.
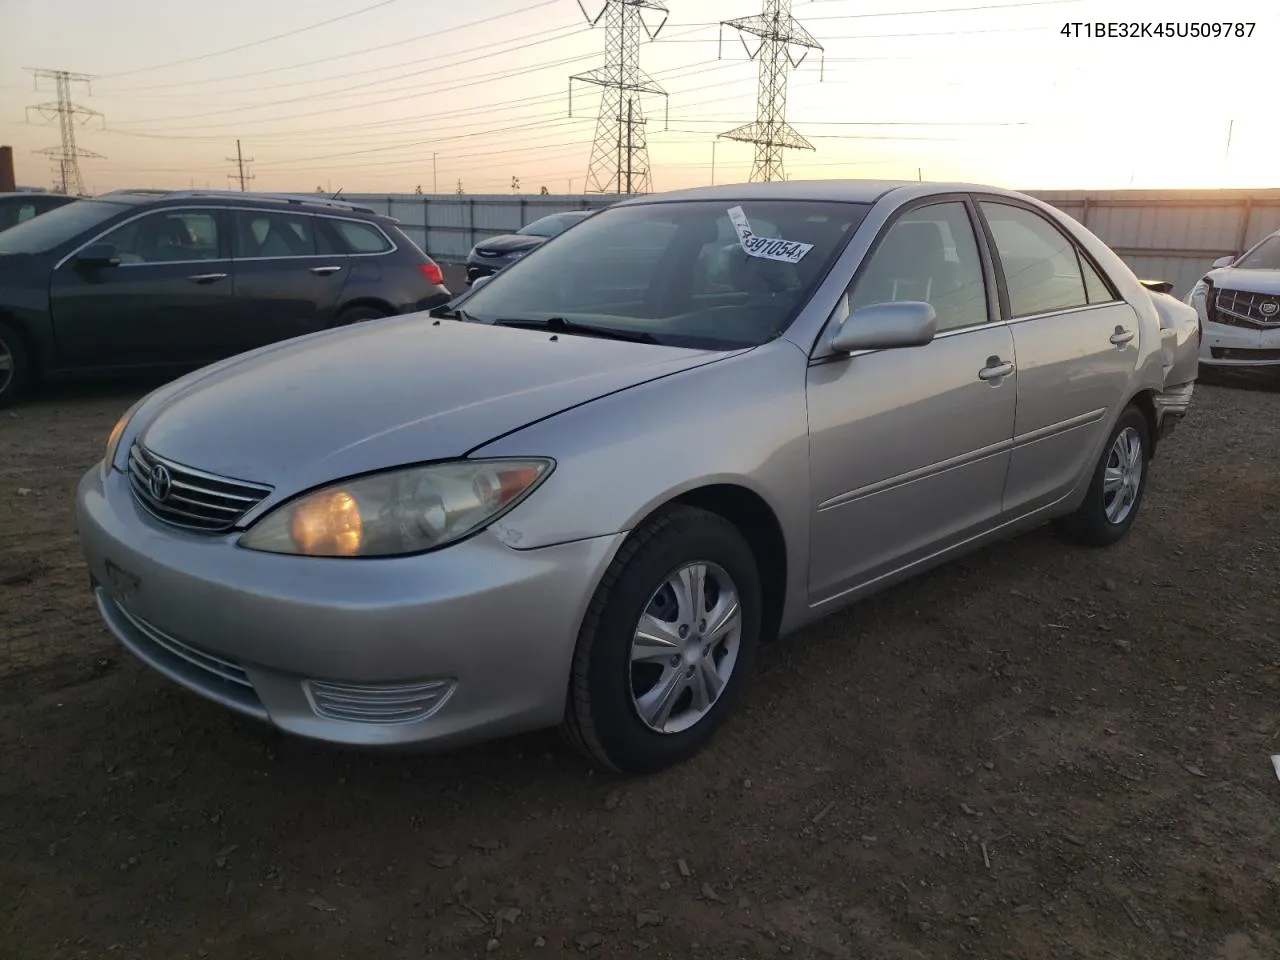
(99, 0), (565, 93)
(99, 0), (405, 80)
(718, 0), (823, 183)
(24, 68), (105, 196)
(570, 1), (670, 195)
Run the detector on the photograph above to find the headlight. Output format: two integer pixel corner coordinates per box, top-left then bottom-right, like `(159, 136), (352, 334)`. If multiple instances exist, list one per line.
(237, 458), (554, 558)
(103, 398), (146, 478)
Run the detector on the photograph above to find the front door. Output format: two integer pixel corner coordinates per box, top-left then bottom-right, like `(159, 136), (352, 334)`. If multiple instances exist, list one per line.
(228, 209), (350, 353)
(50, 207), (234, 369)
(806, 198), (1018, 604)
(975, 199), (1140, 514)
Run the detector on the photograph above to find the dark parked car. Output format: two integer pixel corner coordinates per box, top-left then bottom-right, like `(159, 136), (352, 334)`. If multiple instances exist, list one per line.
(0, 192), (78, 233)
(0, 189), (451, 406)
(465, 210), (592, 285)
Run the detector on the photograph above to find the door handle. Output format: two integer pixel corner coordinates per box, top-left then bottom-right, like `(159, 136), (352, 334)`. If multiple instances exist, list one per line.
(187, 272), (227, 284)
(978, 358), (1015, 382)
(310, 265), (343, 276)
(1110, 327), (1135, 347)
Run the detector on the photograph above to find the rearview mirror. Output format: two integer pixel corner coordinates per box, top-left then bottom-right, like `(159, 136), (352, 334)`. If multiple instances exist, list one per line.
(830, 300), (937, 353)
(1211, 255), (1235, 269)
(76, 243), (122, 268)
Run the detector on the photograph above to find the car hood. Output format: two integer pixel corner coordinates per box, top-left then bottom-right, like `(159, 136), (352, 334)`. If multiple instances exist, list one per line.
(134, 316), (731, 496)
(1206, 266), (1280, 295)
(474, 234), (545, 254)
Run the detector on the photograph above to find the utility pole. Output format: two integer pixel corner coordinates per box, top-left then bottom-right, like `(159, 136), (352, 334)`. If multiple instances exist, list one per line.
(226, 139), (254, 191)
(24, 68), (104, 196)
(717, 0), (823, 183)
(569, 1), (669, 195)
(711, 140), (717, 185)
(432, 152), (438, 194)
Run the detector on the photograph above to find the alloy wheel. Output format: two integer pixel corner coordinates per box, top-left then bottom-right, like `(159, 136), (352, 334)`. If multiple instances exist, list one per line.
(1103, 426), (1143, 525)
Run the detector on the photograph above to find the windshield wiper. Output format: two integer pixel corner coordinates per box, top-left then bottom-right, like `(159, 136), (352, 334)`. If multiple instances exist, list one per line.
(492, 316), (662, 345)
(429, 303), (478, 322)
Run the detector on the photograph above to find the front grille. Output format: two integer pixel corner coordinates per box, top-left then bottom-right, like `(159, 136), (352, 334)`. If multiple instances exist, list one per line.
(128, 443), (272, 532)
(304, 678), (455, 725)
(1210, 347), (1280, 362)
(1212, 287), (1280, 328)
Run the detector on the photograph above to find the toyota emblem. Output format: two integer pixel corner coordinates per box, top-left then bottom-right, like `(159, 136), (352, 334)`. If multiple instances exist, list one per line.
(148, 463), (172, 502)
(1260, 300), (1279, 318)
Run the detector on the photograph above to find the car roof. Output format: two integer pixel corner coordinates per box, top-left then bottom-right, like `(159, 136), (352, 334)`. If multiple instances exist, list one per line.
(94, 189), (385, 218)
(0, 192), (78, 201)
(615, 179), (1035, 207)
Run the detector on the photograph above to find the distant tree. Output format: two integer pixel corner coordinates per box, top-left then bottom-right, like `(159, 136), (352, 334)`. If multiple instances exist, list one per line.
(511, 176), (520, 193)
(414, 184), (423, 195)
(455, 179), (464, 195)
(315, 186), (324, 193)
(539, 185), (549, 195)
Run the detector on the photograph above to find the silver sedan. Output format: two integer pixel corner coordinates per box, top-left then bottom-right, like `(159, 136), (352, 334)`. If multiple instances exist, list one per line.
(76, 180), (1200, 773)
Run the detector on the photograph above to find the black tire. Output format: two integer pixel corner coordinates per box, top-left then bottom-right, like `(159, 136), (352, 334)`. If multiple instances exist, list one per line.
(1054, 405), (1151, 547)
(0, 320), (32, 409)
(562, 506), (762, 774)
(333, 305), (391, 326)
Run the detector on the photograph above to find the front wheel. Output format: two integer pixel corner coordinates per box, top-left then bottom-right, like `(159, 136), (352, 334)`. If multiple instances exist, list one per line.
(562, 506), (762, 774)
(1054, 405), (1150, 547)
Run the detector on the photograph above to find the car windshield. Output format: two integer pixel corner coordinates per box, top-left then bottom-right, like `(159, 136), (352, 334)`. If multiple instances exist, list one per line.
(1235, 235), (1280, 270)
(515, 213), (583, 238)
(0, 199), (126, 254)
(461, 199), (870, 350)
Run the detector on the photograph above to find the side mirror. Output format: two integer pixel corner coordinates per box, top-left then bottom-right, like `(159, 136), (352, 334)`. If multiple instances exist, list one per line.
(1139, 278), (1174, 295)
(468, 273), (495, 292)
(830, 300), (937, 353)
(1211, 255), (1235, 269)
(76, 243), (122, 268)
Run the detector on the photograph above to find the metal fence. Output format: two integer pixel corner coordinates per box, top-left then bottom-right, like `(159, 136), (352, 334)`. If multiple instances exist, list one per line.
(346, 188), (1280, 300)
(342, 193), (629, 261)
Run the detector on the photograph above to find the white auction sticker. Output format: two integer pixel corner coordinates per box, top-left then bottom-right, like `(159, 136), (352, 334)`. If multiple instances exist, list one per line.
(727, 205), (813, 264)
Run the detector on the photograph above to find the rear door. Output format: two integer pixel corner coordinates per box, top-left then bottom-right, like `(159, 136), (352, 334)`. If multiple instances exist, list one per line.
(228, 208), (349, 353)
(49, 206), (235, 369)
(974, 198), (1139, 515)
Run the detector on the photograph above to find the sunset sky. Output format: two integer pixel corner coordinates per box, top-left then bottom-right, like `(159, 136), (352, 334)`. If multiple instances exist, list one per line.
(0, 0), (1274, 196)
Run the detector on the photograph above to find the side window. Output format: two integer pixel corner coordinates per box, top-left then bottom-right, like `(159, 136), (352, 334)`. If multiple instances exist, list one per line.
(979, 202), (1089, 317)
(849, 201), (989, 333)
(232, 210), (317, 259)
(100, 210), (221, 264)
(331, 220), (393, 254)
(1079, 253), (1116, 304)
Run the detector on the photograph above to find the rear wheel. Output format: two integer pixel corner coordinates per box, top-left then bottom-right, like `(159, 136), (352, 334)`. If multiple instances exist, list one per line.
(333, 305), (391, 326)
(1054, 405), (1150, 546)
(562, 506), (762, 774)
(0, 321), (32, 409)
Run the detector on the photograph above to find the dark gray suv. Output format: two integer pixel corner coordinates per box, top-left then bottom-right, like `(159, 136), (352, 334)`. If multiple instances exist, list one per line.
(0, 189), (451, 406)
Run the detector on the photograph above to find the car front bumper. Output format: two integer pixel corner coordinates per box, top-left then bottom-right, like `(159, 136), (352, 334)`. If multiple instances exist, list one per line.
(1198, 320), (1280, 366)
(76, 465), (623, 748)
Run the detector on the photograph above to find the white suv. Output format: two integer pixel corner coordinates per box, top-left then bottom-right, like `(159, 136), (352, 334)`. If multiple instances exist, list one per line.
(1186, 230), (1280, 368)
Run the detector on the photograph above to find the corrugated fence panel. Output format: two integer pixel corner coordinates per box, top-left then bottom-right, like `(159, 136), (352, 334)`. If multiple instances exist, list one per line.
(1245, 205), (1280, 249)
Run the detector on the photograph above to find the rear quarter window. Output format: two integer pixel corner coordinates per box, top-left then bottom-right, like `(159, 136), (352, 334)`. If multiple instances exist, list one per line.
(331, 220), (393, 254)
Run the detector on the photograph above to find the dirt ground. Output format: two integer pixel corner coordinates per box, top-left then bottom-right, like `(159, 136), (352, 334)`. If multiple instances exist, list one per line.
(2, 371), (1278, 960)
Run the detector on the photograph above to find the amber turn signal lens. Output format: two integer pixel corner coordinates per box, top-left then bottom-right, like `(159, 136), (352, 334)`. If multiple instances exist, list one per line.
(289, 490), (363, 556)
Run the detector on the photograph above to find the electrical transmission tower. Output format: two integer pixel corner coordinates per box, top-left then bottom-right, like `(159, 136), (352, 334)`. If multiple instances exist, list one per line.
(24, 68), (104, 196)
(718, 0), (823, 183)
(226, 140), (255, 191)
(569, 1), (669, 195)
